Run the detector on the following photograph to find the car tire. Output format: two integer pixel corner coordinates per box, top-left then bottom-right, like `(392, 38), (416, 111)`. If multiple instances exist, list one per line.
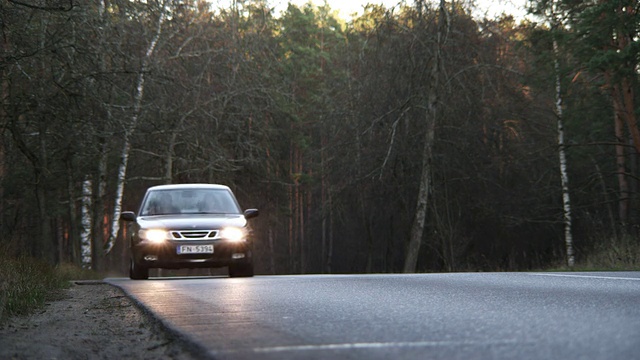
(129, 258), (149, 280)
(228, 262), (254, 278)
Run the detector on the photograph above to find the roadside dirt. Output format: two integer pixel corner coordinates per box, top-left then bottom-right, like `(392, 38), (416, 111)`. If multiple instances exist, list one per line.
(0, 281), (197, 360)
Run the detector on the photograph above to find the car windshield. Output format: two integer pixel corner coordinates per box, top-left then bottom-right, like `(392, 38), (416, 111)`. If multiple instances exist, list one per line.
(140, 188), (241, 216)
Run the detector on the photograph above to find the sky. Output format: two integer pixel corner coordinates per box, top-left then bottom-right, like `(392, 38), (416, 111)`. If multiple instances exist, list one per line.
(266, 0), (530, 20)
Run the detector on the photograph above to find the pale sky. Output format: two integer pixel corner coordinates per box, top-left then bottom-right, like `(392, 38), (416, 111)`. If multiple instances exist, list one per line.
(269, 0), (530, 20)
(212, 1), (530, 20)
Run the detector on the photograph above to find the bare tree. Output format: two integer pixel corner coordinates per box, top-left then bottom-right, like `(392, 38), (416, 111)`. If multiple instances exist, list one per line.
(106, 0), (168, 254)
(404, 0), (450, 273)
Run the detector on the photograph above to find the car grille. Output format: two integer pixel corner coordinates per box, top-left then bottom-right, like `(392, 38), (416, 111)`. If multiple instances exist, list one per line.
(170, 230), (219, 240)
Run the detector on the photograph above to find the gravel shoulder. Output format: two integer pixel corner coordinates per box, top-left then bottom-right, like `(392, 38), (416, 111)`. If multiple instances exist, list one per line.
(0, 281), (197, 360)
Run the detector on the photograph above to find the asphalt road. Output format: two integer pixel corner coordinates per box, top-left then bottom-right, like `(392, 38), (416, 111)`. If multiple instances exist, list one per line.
(107, 272), (640, 360)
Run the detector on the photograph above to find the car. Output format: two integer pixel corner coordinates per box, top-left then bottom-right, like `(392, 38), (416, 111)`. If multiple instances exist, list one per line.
(120, 183), (259, 280)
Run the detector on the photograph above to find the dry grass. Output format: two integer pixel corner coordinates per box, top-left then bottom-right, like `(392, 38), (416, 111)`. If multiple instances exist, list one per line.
(0, 249), (103, 322)
(578, 234), (640, 271)
(546, 234), (640, 272)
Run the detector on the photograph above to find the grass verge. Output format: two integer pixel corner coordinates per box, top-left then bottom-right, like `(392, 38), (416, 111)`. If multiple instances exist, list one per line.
(541, 233), (640, 272)
(576, 234), (640, 271)
(0, 253), (103, 323)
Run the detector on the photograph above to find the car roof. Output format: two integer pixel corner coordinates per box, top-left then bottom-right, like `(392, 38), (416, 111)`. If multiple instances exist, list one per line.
(146, 183), (232, 192)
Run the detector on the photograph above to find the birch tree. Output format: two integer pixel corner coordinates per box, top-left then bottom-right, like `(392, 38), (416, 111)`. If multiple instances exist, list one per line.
(105, 0), (168, 254)
(534, 0), (576, 268)
(557, 0), (640, 224)
(81, 179), (93, 268)
(553, 32), (575, 268)
(532, 0), (640, 235)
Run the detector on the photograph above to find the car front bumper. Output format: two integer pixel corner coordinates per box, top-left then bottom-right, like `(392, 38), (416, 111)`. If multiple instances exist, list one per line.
(131, 240), (252, 269)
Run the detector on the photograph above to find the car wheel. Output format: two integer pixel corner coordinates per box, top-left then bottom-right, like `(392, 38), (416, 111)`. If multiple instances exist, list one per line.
(129, 258), (149, 280)
(228, 262), (254, 278)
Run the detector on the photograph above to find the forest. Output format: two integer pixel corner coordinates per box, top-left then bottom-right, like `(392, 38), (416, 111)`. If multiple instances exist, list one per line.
(1, 0), (639, 275)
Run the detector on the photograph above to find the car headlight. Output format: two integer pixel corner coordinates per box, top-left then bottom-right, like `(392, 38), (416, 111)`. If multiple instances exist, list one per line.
(220, 227), (245, 242)
(140, 229), (168, 243)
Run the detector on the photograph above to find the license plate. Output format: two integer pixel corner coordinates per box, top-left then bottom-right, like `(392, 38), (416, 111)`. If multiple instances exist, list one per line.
(177, 245), (214, 254)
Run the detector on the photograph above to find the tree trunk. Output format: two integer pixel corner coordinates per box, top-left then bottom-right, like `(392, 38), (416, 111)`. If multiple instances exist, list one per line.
(403, 117), (435, 273)
(164, 110), (194, 184)
(404, 0), (447, 273)
(66, 165), (80, 265)
(609, 73), (630, 224)
(268, 228), (275, 274)
(614, 99), (629, 224)
(620, 76), (640, 154)
(299, 151), (306, 273)
(593, 161), (618, 241)
(553, 38), (575, 268)
(612, 3), (640, 154)
(326, 191), (334, 274)
(34, 14), (54, 264)
(37, 121), (53, 264)
(602, 1), (638, 224)
(89, 0), (110, 270)
(91, 142), (107, 271)
(106, 2), (167, 254)
(0, 27), (7, 239)
(81, 179), (93, 269)
(288, 139), (294, 272)
(321, 135), (327, 273)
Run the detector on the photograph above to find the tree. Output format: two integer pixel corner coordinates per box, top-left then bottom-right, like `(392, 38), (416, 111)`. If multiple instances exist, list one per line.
(106, 0), (169, 255)
(535, 0), (640, 226)
(532, 0), (576, 267)
(403, 0), (450, 273)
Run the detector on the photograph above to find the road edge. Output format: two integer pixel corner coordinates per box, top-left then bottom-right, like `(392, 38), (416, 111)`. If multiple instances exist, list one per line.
(105, 278), (219, 360)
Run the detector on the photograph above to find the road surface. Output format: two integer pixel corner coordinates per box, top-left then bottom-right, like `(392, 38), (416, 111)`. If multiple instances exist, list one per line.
(107, 272), (640, 359)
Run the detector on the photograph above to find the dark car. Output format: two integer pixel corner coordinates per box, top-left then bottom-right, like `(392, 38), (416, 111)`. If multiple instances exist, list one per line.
(120, 183), (259, 280)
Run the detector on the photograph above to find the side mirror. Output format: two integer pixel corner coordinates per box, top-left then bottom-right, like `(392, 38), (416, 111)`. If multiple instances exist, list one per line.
(120, 211), (137, 222)
(244, 209), (259, 220)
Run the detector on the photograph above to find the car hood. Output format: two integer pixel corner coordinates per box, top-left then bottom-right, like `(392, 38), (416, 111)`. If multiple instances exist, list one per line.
(136, 214), (247, 230)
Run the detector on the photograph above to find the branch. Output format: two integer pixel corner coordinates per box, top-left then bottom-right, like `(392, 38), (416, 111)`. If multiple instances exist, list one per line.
(8, 0), (73, 11)
(379, 106), (410, 180)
